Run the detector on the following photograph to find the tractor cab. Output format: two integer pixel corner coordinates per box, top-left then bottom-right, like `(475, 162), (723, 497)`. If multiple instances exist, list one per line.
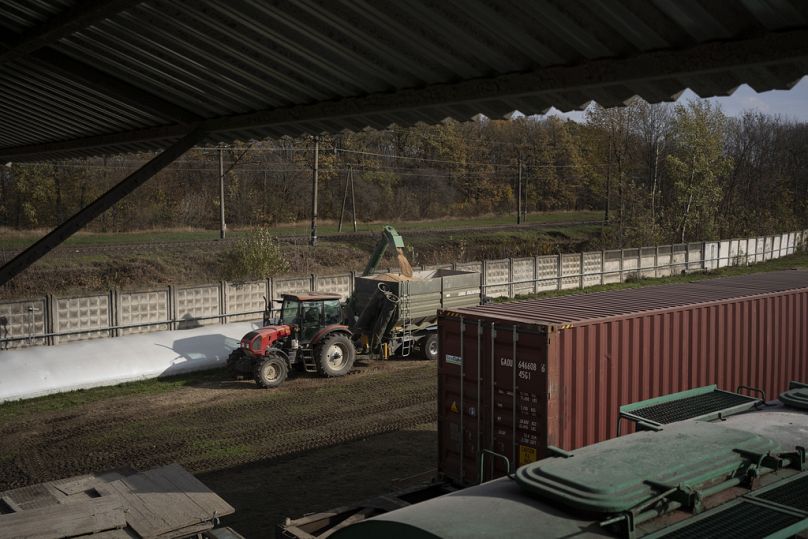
(277, 293), (344, 342)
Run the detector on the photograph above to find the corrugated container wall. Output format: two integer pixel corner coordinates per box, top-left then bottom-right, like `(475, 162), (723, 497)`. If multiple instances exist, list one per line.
(437, 270), (808, 486)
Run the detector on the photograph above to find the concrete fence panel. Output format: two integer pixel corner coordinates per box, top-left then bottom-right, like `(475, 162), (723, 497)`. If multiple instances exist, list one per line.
(657, 246), (673, 277)
(704, 242), (718, 271)
(621, 249), (639, 281)
(273, 277), (312, 300)
(672, 244), (687, 274)
(119, 289), (170, 335)
(0, 298), (47, 349)
(687, 243), (703, 270)
(583, 252), (603, 287)
(225, 281), (267, 322)
(456, 261), (483, 274)
(55, 294), (110, 343)
(512, 257), (536, 296)
(484, 259), (509, 298)
(175, 285), (220, 328)
(536, 255), (558, 292)
(316, 273), (353, 300)
(640, 247), (656, 278)
(560, 253), (581, 289)
(603, 250), (622, 283)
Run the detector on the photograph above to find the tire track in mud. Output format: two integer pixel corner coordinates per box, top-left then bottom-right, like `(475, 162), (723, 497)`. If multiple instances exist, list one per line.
(0, 362), (438, 490)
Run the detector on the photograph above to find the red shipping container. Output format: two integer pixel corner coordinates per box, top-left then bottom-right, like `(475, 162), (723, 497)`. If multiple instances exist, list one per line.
(437, 270), (808, 486)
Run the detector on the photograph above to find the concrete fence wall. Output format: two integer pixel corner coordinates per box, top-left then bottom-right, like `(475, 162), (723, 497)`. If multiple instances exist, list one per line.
(1, 229), (806, 350)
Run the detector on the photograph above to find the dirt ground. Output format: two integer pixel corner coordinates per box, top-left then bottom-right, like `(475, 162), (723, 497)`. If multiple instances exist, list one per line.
(0, 360), (438, 537)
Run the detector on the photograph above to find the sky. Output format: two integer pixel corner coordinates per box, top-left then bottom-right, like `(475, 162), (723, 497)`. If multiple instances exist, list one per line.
(542, 76), (808, 123)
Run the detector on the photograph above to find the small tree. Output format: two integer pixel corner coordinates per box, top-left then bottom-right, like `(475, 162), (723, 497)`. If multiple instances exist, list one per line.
(224, 228), (289, 281)
(665, 101), (731, 243)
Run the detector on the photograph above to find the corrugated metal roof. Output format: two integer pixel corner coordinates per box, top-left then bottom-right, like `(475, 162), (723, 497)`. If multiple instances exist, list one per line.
(1, 0), (808, 161)
(447, 270), (808, 325)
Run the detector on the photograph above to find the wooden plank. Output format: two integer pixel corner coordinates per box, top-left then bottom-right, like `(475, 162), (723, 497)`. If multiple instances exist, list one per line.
(94, 481), (169, 538)
(0, 495), (126, 539)
(137, 469), (214, 527)
(3, 483), (60, 511)
(146, 464), (234, 518)
(88, 529), (137, 539)
(50, 474), (97, 496)
(155, 520), (213, 539)
(0, 495), (23, 513)
(119, 471), (191, 535)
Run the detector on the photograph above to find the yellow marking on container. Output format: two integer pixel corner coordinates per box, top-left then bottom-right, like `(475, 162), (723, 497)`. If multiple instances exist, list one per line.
(519, 445), (538, 466)
(450, 401), (459, 413)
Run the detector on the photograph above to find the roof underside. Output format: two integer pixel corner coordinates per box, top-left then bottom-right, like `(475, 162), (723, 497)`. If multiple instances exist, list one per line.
(2, 0), (808, 162)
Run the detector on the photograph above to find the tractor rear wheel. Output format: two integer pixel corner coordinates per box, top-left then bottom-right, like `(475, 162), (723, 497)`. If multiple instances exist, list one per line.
(316, 334), (355, 377)
(253, 355), (288, 388)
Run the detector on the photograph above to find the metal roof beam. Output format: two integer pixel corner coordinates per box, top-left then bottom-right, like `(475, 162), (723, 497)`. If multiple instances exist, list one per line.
(0, 124), (191, 161)
(0, 129), (205, 287)
(28, 47), (203, 125)
(0, 40), (203, 125)
(0, 0), (140, 64)
(2, 28), (807, 161)
(208, 28), (808, 133)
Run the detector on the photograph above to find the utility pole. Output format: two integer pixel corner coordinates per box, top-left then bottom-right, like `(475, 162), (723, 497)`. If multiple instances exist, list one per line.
(339, 164), (350, 232)
(517, 157), (523, 225)
(350, 167), (357, 232)
(310, 136), (319, 246)
(219, 145), (226, 240)
(338, 165), (359, 233)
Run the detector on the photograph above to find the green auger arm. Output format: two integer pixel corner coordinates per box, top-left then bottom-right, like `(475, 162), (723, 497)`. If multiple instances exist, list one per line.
(362, 225), (406, 276)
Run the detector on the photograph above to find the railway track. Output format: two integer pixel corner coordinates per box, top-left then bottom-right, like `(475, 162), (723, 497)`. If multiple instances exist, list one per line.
(0, 219), (601, 259)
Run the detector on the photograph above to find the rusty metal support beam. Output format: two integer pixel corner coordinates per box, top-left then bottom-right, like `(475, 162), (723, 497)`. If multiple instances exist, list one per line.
(0, 129), (206, 287)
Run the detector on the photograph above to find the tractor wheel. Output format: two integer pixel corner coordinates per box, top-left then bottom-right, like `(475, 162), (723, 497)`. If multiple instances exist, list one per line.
(253, 355), (288, 388)
(420, 333), (439, 361)
(226, 349), (250, 378)
(316, 334), (355, 377)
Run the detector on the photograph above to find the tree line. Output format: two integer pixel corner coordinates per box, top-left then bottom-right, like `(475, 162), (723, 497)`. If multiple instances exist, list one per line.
(2, 98), (806, 247)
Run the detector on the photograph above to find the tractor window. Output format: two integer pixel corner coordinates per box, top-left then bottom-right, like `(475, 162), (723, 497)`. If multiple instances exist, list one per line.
(324, 300), (342, 324)
(301, 302), (323, 341)
(280, 299), (300, 325)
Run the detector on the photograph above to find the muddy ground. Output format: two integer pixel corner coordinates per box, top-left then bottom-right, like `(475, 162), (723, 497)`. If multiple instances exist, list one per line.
(0, 360), (438, 537)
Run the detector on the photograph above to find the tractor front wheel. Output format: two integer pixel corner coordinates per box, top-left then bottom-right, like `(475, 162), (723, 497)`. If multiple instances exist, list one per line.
(226, 349), (251, 378)
(253, 355), (288, 388)
(316, 334), (355, 377)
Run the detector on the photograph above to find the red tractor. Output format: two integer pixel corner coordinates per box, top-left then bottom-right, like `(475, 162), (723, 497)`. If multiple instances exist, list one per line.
(227, 292), (355, 388)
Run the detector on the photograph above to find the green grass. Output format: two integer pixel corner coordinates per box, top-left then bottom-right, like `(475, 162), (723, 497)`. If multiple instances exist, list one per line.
(0, 210), (602, 249)
(504, 250), (808, 302)
(0, 369), (226, 421)
(190, 439), (253, 461)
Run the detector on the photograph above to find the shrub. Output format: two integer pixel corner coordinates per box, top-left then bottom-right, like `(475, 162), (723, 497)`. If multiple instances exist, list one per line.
(224, 228), (289, 280)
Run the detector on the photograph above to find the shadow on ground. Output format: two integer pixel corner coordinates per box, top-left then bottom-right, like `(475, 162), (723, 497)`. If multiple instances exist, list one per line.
(198, 425), (438, 538)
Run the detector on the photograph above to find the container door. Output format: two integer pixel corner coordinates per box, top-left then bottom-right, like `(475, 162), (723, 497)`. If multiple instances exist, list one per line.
(485, 323), (548, 483)
(438, 315), (486, 486)
(438, 315), (549, 486)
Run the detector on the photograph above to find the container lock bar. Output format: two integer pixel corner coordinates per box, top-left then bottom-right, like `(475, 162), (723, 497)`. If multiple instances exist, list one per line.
(479, 449), (513, 483)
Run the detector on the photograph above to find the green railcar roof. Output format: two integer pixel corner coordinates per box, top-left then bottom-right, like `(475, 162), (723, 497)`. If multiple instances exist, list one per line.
(515, 421), (779, 515)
